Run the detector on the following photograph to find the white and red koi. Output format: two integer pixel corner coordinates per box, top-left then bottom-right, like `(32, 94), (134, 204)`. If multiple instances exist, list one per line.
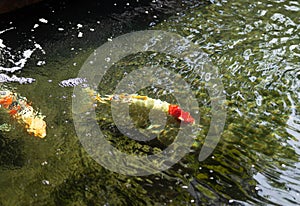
(0, 88), (46, 138)
(85, 88), (195, 124)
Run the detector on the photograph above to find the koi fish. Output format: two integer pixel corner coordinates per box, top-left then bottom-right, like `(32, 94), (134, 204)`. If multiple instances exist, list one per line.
(0, 88), (46, 138)
(85, 88), (195, 124)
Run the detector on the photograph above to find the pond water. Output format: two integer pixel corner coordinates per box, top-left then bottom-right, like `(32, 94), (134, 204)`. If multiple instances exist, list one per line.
(0, 0), (299, 205)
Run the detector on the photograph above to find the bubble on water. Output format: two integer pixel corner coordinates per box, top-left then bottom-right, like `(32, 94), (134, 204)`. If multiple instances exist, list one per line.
(254, 91), (263, 106)
(149, 22), (156, 27)
(39, 18), (48, 24)
(78, 32), (83, 38)
(205, 73), (211, 82)
(41, 161), (48, 166)
(37, 61), (46, 66)
(42, 180), (50, 185)
(249, 76), (257, 82)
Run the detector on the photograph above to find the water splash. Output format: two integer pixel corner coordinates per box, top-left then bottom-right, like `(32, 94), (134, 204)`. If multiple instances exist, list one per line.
(0, 28), (45, 84)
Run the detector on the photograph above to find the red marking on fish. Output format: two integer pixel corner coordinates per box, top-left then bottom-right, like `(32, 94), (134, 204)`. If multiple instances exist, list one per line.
(168, 105), (195, 124)
(0, 96), (13, 108)
(9, 105), (21, 115)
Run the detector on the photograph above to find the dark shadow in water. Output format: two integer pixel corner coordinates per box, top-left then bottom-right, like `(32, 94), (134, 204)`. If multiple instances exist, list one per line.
(0, 0), (209, 55)
(0, 133), (24, 169)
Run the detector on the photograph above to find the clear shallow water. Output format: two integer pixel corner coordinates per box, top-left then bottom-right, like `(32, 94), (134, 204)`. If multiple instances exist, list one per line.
(0, 0), (300, 205)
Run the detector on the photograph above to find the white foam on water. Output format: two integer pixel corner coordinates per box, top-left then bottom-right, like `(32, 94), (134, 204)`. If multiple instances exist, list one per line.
(59, 77), (87, 87)
(0, 48), (35, 72)
(0, 27), (15, 35)
(0, 39), (6, 48)
(1, 34), (45, 72)
(0, 28), (44, 84)
(0, 74), (35, 84)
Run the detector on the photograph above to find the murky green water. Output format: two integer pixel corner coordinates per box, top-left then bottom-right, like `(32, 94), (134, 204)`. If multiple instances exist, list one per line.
(0, 0), (299, 205)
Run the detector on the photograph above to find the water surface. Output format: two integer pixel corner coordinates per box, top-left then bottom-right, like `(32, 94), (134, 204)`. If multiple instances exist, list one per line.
(0, 0), (299, 205)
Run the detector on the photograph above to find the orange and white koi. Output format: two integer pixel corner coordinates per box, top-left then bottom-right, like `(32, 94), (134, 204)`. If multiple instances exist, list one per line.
(0, 88), (46, 138)
(85, 88), (195, 124)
